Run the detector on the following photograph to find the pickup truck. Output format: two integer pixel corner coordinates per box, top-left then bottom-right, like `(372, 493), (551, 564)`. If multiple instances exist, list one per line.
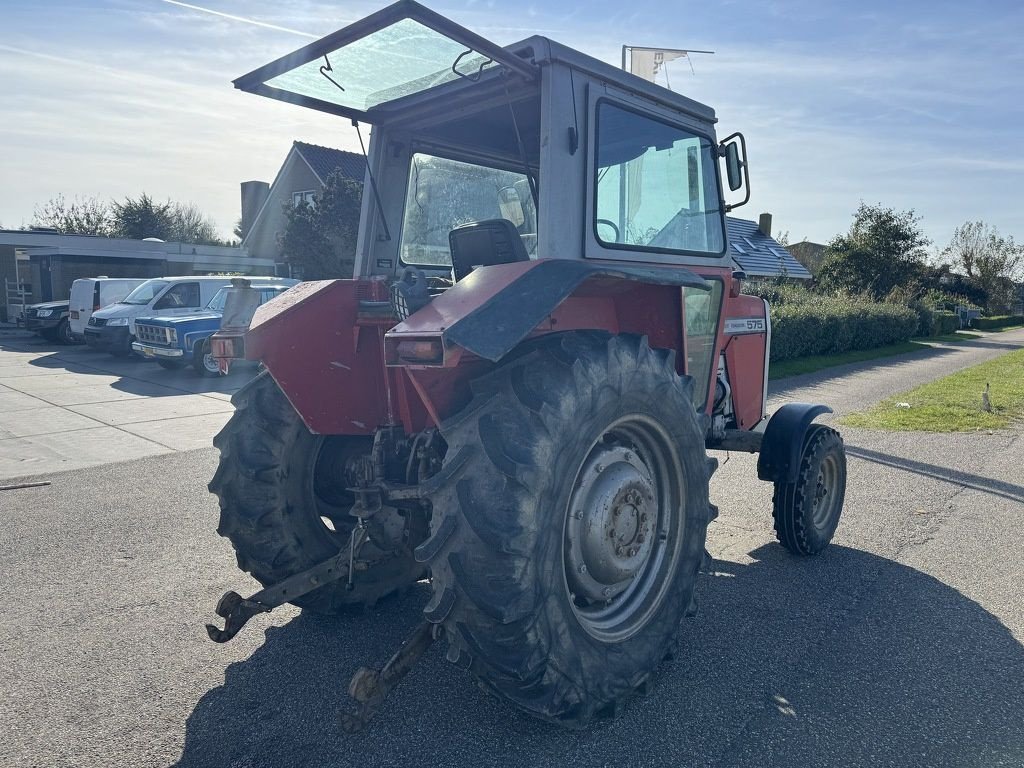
(131, 281), (296, 376)
(23, 301), (75, 344)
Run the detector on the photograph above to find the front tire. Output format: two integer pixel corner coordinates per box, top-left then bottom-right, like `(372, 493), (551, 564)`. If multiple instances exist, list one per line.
(419, 333), (715, 726)
(209, 373), (427, 612)
(193, 338), (222, 377)
(772, 424), (846, 555)
(56, 318), (76, 345)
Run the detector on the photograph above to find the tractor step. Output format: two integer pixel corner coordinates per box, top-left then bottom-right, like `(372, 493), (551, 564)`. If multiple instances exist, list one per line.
(205, 551), (350, 642)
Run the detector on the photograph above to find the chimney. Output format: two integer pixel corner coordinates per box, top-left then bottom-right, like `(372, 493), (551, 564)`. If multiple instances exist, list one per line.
(240, 180), (271, 240)
(758, 212), (772, 237)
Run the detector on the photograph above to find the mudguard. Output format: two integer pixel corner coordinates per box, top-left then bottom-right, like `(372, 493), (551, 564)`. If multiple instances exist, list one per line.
(756, 403), (833, 483)
(392, 259), (709, 363)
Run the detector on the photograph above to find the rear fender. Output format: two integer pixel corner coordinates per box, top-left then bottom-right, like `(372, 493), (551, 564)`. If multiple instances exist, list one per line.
(386, 259), (710, 365)
(757, 403), (833, 483)
(243, 279), (400, 435)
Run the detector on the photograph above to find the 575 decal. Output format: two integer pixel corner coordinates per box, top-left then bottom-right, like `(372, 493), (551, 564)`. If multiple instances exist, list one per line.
(724, 317), (766, 335)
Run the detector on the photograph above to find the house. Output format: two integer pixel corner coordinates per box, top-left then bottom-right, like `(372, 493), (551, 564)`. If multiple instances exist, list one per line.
(787, 240), (828, 275)
(239, 141), (366, 268)
(0, 229), (273, 323)
(727, 213), (811, 280)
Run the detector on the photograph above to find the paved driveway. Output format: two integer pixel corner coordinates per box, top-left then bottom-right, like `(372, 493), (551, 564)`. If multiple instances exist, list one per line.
(2, 328), (1022, 767)
(0, 332), (242, 481)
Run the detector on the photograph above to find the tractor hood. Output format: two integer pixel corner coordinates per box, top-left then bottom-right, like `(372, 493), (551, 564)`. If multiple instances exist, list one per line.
(138, 311), (221, 327)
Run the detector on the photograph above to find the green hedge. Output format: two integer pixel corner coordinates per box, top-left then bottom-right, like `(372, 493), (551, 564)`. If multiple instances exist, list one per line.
(972, 315), (1024, 330)
(771, 300), (919, 361)
(934, 311), (959, 335)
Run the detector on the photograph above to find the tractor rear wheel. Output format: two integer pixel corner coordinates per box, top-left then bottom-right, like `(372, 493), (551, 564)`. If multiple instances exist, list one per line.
(419, 333), (715, 726)
(772, 424), (846, 555)
(209, 373), (427, 613)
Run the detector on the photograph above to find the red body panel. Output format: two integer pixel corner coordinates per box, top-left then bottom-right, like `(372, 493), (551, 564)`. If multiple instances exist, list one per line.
(720, 293), (769, 429)
(245, 267), (769, 436)
(246, 280), (405, 435)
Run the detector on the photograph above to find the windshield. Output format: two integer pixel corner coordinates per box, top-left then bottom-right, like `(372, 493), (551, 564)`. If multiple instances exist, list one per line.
(121, 280), (169, 305)
(399, 153), (537, 267)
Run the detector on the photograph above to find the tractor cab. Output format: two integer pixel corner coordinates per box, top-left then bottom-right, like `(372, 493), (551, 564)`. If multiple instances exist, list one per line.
(234, 0), (746, 283)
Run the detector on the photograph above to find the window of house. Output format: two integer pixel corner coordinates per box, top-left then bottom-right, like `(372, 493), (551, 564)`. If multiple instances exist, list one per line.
(292, 190), (317, 207)
(594, 102), (724, 256)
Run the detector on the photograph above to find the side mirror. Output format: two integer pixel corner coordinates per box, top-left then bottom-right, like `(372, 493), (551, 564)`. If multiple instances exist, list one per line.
(498, 186), (525, 228)
(719, 132), (751, 211)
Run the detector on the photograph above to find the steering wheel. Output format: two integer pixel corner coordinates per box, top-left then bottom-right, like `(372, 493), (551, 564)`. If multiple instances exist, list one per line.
(596, 218), (621, 243)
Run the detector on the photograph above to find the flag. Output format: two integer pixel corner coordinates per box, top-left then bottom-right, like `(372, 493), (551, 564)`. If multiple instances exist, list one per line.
(628, 48), (688, 83)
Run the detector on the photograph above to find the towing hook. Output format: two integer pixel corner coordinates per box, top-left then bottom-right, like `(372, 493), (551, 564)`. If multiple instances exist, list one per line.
(205, 590), (272, 643)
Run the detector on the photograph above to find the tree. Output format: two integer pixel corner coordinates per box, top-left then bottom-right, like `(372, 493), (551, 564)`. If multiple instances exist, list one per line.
(109, 194), (224, 244)
(942, 221), (1023, 313)
(167, 202), (222, 245)
(817, 203), (930, 298)
(279, 170), (363, 279)
(111, 193), (175, 240)
(32, 195), (113, 236)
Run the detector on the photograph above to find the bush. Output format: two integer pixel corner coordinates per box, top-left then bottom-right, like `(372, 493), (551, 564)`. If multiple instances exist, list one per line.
(933, 311), (959, 335)
(909, 300), (935, 337)
(744, 281), (817, 307)
(770, 298), (918, 361)
(972, 314), (1024, 330)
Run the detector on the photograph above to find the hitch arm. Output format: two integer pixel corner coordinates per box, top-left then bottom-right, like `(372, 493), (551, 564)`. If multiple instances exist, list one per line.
(340, 620), (436, 732)
(205, 551), (349, 643)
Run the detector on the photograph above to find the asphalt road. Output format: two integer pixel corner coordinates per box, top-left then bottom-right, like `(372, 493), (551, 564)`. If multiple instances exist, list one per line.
(2, 330), (1023, 768)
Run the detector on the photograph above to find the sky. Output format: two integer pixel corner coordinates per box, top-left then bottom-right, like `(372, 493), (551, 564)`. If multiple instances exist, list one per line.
(1, 0), (1022, 250)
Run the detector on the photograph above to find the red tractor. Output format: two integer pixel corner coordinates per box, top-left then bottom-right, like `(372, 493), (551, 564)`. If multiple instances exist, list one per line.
(206, 0), (847, 730)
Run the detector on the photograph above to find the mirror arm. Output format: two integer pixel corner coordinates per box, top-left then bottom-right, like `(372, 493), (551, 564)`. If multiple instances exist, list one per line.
(719, 132), (751, 212)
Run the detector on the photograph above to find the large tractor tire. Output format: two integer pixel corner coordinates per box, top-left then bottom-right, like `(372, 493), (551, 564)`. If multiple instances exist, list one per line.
(418, 333), (715, 726)
(209, 373), (426, 613)
(772, 424), (846, 555)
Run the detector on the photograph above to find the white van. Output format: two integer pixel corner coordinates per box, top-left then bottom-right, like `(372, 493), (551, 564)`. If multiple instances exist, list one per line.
(84, 275), (287, 355)
(69, 277), (148, 340)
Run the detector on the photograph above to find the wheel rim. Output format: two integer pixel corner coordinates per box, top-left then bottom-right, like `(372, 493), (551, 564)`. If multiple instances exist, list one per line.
(811, 452), (841, 531)
(202, 344), (220, 374)
(563, 415), (685, 643)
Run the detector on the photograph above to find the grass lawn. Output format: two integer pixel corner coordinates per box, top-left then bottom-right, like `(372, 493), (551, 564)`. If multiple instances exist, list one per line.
(841, 348), (1024, 432)
(768, 341), (929, 380)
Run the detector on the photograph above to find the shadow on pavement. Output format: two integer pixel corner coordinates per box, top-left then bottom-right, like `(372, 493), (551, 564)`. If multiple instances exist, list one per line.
(0, 338), (245, 398)
(847, 445), (1024, 504)
(175, 546), (1024, 768)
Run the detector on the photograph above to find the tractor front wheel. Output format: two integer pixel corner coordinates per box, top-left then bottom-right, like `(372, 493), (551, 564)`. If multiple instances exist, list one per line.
(772, 424), (846, 555)
(420, 333), (715, 726)
(209, 373), (427, 613)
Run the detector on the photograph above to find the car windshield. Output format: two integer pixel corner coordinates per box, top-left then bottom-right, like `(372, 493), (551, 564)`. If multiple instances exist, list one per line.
(399, 153), (537, 267)
(121, 280), (169, 305)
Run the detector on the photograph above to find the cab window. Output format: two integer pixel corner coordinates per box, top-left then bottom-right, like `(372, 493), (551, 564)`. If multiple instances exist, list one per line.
(594, 102), (724, 256)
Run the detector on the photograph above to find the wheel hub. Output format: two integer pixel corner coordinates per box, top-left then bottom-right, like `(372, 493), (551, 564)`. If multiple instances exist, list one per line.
(566, 445), (657, 603)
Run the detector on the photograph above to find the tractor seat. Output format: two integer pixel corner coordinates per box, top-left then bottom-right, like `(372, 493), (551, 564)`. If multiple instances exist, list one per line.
(448, 219), (530, 282)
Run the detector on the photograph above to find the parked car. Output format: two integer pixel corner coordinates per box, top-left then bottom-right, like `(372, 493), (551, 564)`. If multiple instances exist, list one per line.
(85, 275), (289, 356)
(23, 301), (75, 344)
(132, 281), (298, 375)
(68, 277), (148, 341)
